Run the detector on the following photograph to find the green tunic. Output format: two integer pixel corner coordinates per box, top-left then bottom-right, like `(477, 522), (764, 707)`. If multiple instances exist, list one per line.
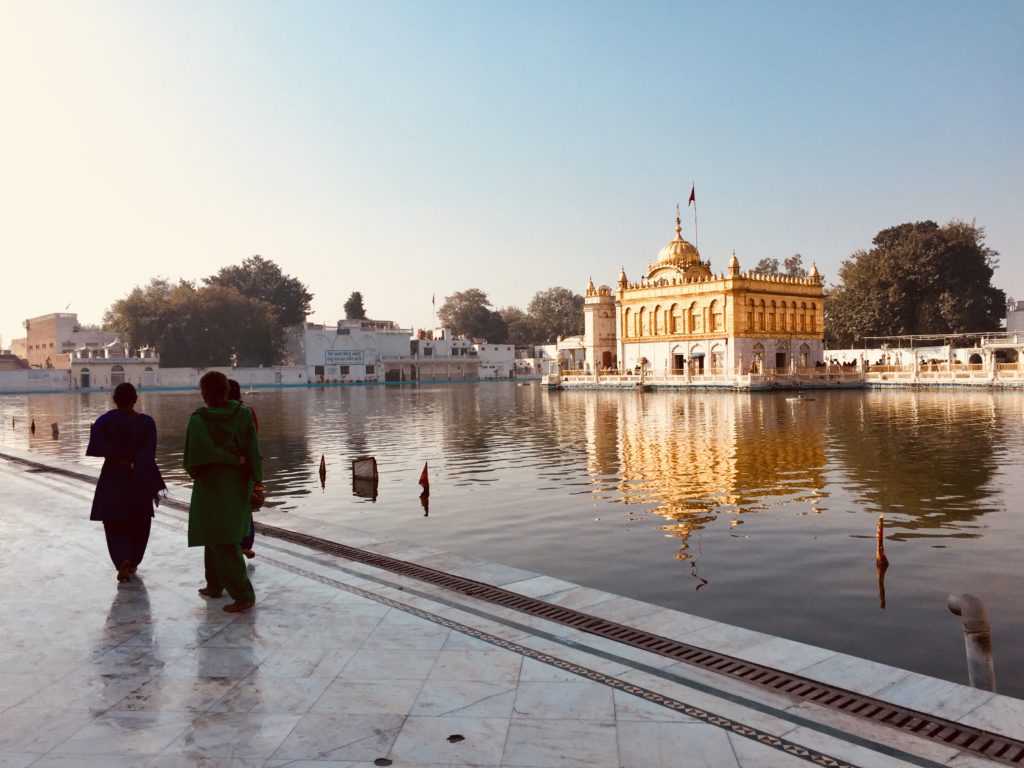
(183, 401), (262, 547)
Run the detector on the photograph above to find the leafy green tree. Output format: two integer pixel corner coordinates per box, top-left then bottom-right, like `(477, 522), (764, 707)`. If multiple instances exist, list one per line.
(437, 289), (508, 342)
(205, 255), (313, 327)
(500, 306), (542, 346)
(105, 279), (284, 366)
(753, 257), (779, 274)
(826, 220), (1005, 347)
(103, 278), (176, 352)
(344, 291), (367, 320)
(527, 287), (584, 342)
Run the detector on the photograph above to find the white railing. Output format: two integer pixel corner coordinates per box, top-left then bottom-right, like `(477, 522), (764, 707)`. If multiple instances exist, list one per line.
(556, 362), (1024, 389)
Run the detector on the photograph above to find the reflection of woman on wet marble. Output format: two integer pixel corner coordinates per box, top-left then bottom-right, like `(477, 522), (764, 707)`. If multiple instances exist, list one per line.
(86, 383), (166, 583)
(184, 371), (263, 613)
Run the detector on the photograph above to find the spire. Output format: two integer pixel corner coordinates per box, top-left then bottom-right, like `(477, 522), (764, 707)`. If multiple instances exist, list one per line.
(675, 204), (682, 239)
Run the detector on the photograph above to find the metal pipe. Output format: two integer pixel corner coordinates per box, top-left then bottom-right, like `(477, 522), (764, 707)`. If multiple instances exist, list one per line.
(947, 593), (996, 692)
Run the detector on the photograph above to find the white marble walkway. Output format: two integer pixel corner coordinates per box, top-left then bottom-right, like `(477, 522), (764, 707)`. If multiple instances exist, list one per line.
(0, 449), (1021, 768)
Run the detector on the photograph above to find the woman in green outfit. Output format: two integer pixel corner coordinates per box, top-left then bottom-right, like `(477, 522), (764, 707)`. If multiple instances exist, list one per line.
(184, 371), (265, 613)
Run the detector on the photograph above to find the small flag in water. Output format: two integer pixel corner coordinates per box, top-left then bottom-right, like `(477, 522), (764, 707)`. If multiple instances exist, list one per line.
(418, 462), (429, 489)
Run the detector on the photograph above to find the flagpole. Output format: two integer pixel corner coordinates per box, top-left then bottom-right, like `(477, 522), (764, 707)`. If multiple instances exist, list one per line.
(692, 180), (698, 253)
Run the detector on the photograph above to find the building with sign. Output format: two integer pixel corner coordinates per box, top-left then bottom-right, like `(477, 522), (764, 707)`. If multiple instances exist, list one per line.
(290, 318), (516, 383)
(582, 211), (826, 378)
(291, 318), (413, 383)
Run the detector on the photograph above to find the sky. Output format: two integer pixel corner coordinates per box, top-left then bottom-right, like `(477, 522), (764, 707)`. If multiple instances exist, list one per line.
(2, 0), (1022, 346)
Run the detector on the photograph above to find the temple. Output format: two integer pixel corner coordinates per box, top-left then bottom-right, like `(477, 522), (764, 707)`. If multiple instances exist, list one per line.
(582, 208), (827, 379)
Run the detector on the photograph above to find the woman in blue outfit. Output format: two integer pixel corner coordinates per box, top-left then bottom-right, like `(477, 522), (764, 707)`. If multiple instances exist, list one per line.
(86, 382), (166, 583)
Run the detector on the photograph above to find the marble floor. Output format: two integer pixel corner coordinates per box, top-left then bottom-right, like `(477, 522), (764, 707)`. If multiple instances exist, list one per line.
(0, 448), (1021, 768)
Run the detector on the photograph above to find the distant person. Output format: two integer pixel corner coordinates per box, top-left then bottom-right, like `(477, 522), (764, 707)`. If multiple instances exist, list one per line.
(228, 378), (260, 559)
(184, 371), (264, 613)
(86, 383), (166, 583)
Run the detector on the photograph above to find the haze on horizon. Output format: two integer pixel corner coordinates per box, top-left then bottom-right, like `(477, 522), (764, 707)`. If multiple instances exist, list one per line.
(2, 0), (1021, 348)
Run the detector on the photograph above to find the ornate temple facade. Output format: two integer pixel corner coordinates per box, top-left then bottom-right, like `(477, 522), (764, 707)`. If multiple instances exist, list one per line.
(582, 212), (826, 377)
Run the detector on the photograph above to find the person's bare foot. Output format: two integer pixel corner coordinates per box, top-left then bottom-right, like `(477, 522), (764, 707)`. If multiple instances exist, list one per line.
(223, 601), (255, 613)
(242, 548), (256, 559)
(117, 561), (132, 583)
(198, 587), (224, 598)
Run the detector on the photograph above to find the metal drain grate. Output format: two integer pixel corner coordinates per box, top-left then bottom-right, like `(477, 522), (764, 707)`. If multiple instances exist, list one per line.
(4, 450), (1021, 766)
(251, 522), (1024, 766)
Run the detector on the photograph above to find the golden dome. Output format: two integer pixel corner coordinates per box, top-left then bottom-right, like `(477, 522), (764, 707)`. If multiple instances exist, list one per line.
(656, 209), (700, 267)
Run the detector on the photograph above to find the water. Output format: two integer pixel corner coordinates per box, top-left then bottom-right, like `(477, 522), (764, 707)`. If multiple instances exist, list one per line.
(2, 383), (1022, 696)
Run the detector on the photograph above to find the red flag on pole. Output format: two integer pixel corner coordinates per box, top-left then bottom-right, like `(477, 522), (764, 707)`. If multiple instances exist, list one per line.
(418, 462), (429, 490)
(688, 185), (696, 206)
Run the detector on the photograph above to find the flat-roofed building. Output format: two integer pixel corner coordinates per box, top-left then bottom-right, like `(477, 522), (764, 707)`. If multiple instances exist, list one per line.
(15, 312), (120, 369)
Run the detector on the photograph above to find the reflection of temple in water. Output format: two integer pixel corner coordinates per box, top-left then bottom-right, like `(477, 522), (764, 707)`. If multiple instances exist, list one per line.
(581, 393), (828, 559)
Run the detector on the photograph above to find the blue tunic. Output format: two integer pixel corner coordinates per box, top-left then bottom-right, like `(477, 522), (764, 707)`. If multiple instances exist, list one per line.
(86, 409), (165, 521)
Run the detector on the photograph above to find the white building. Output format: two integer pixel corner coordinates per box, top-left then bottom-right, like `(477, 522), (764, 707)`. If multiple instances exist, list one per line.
(70, 342), (160, 390)
(291, 319), (412, 383)
(290, 320), (516, 383)
(472, 341), (515, 379)
(1008, 300), (1024, 334)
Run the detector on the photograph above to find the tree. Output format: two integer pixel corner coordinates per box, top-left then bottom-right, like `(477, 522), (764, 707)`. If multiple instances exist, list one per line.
(344, 291), (367, 320)
(753, 254), (806, 276)
(205, 255), (313, 327)
(527, 287), (584, 342)
(437, 289), (508, 342)
(500, 306), (542, 346)
(105, 279), (284, 366)
(783, 253), (807, 277)
(104, 278), (177, 353)
(825, 220), (1005, 347)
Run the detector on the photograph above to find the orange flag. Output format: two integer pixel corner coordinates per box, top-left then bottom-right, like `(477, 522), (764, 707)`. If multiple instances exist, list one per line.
(418, 462), (429, 489)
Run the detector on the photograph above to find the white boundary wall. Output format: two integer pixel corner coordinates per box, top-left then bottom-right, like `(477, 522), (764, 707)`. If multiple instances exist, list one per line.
(148, 366), (309, 389)
(0, 370), (71, 393)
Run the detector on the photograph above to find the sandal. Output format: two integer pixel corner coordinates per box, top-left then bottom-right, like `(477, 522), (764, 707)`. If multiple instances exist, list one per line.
(223, 601), (255, 613)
